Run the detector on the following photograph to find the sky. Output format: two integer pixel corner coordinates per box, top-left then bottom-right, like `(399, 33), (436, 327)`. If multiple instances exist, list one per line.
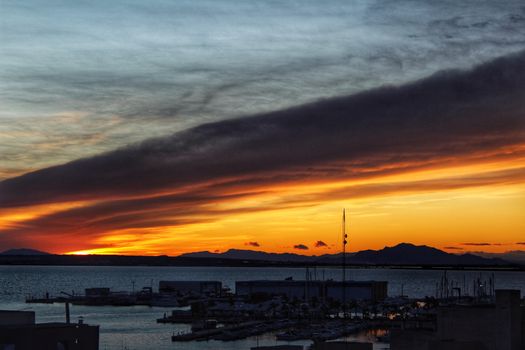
(1, 0), (524, 255)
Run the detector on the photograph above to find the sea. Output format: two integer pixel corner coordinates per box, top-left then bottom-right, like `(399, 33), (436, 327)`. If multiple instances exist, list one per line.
(1, 265), (524, 350)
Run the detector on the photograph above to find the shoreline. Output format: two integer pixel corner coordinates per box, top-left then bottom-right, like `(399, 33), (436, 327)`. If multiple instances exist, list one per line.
(0, 256), (523, 271)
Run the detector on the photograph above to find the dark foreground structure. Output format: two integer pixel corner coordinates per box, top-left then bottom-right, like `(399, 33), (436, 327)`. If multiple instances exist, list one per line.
(0, 310), (99, 350)
(391, 289), (525, 350)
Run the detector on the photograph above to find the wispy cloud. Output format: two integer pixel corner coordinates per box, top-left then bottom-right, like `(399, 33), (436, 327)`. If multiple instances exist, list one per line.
(245, 241), (260, 247)
(1, 51), (525, 251)
(2, 1), (525, 181)
(462, 242), (492, 246)
(3, 51), (525, 208)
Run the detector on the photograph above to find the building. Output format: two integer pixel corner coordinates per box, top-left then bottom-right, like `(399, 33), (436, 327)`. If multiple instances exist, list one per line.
(235, 280), (387, 302)
(159, 280), (222, 295)
(390, 289), (525, 350)
(324, 281), (388, 301)
(0, 310), (99, 350)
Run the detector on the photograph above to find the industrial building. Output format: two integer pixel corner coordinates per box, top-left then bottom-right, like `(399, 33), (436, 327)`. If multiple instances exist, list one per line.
(0, 310), (99, 350)
(159, 280), (222, 295)
(235, 280), (387, 302)
(390, 289), (525, 350)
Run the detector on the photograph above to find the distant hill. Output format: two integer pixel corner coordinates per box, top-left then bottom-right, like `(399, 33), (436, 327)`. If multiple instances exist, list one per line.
(181, 243), (508, 266)
(0, 248), (51, 256)
(345, 243), (506, 266)
(0, 244), (514, 267)
(471, 250), (525, 264)
(181, 249), (318, 262)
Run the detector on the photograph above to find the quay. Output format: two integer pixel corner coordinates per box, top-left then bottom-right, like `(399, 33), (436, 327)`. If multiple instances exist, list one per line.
(171, 320), (262, 341)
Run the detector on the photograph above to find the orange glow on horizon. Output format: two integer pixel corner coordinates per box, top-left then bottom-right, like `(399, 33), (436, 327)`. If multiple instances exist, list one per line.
(3, 146), (525, 256)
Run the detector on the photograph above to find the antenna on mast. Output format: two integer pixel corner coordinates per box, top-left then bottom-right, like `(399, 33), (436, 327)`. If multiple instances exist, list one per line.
(342, 208), (348, 318)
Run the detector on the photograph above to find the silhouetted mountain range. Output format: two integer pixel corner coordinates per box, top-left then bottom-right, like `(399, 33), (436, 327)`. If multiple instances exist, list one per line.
(181, 243), (507, 266)
(180, 249), (317, 262)
(470, 250), (525, 264)
(335, 243), (504, 265)
(0, 244), (515, 267)
(0, 248), (50, 256)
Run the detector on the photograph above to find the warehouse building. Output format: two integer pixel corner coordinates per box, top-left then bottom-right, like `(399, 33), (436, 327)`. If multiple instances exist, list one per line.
(159, 280), (222, 295)
(236, 280), (387, 302)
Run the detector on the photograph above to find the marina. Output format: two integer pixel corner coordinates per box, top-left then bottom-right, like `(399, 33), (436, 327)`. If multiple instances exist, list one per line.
(2, 0), (525, 349)
(2, 265), (525, 349)
(18, 265), (525, 349)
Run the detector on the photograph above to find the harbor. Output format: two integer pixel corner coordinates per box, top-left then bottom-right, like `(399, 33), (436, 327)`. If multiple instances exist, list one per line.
(3, 0), (525, 348)
(19, 266), (525, 349)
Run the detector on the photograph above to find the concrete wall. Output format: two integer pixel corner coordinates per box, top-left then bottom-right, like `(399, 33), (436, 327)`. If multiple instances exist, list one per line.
(495, 290), (522, 350)
(391, 290), (524, 350)
(522, 305), (525, 350)
(436, 306), (501, 350)
(436, 290), (522, 350)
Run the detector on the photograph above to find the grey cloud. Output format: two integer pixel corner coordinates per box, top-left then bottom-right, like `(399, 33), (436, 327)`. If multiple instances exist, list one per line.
(1, 51), (525, 250)
(3, 0), (525, 180)
(2, 50), (525, 209)
(315, 241), (328, 248)
(294, 244), (309, 250)
(0, 49), (525, 207)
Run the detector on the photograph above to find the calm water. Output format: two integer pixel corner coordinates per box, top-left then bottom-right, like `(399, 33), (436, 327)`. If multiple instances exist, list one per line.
(1, 265), (524, 350)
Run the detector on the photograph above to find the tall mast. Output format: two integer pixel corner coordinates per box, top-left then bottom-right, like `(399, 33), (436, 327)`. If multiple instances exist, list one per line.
(342, 208), (348, 317)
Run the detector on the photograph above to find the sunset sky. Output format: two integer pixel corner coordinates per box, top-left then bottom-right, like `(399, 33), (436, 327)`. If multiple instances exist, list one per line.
(1, 0), (524, 256)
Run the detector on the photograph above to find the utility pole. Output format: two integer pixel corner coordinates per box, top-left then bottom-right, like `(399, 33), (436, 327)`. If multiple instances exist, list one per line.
(60, 291), (73, 324)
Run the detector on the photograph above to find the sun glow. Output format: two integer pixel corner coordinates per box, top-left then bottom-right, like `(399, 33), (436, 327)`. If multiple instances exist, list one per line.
(2, 143), (525, 256)
(40, 151), (525, 256)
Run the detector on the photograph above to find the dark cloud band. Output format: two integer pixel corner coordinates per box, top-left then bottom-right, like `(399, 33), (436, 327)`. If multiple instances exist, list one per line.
(1, 51), (525, 249)
(2, 50), (525, 209)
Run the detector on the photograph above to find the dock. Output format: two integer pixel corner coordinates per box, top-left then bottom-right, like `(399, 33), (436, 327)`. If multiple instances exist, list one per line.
(171, 320), (296, 342)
